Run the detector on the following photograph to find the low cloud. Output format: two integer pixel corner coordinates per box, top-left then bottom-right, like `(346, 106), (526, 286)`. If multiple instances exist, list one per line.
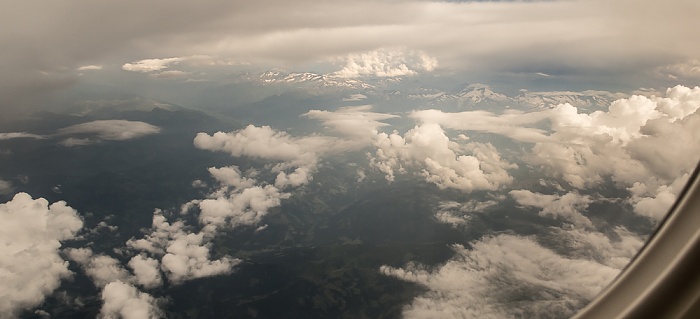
(57, 120), (161, 144)
(59, 137), (93, 147)
(414, 85), (700, 220)
(527, 86), (700, 219)
(100, 281), (161, 319)
(148, 70), (190, 79)
(128, 255), (163, 289)
(434, 199), (499, 228)
(510, 190), (593, 228)
(126, 210), (239, 284)
(195, 124), (355, 189)
(0, 193), (83, 318)
(0, 132), (45, 140)
(369, 123), (515, 192)
(77, 65), (103, 71)
(198, 178), (290, 229)
(66, 248), (131, 288)
(0, 179), (13, 195)
(303, 105), (399, 139)
(382, 229), (642, 319)
(342, 93), (367, 102)
(628, 173), (690, 221)
(410, 109), (552, 143)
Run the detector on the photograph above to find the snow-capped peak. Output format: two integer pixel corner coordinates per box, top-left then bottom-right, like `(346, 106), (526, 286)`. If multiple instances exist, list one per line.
(258, 71), (374, 90)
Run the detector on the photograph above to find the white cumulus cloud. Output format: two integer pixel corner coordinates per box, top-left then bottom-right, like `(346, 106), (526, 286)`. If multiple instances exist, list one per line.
(369, 123), (515, 192)
(0, 193), (83, 318)
(100, 281), (160, 319)
(66, 248), (132, 288)
(126, 210), (239, 284)
(195, 124), (358, 189)
(332, 48), (437, 78)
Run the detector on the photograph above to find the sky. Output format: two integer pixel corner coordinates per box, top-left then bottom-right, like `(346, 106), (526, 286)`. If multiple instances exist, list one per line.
(2, 0), (700, 118)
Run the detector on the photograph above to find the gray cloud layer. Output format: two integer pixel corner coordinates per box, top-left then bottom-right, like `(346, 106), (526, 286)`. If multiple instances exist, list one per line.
(2, 0), (699, 116)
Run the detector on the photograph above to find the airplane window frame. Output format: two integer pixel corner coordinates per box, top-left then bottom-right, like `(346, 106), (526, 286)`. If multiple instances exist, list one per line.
(574, 160), (700, 318)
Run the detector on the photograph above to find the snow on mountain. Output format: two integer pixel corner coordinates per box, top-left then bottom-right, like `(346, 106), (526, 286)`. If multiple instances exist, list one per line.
(408, 84), (627, 110)
(408, 84), (513, 107)
(516, 90), (628, 110)
(456, 83), (512, 105)
(255, 72), (628, 112)
(259, 71), (374, 90)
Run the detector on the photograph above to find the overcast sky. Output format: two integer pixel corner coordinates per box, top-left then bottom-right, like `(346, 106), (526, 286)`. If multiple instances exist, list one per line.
(1, 0), (699, 117)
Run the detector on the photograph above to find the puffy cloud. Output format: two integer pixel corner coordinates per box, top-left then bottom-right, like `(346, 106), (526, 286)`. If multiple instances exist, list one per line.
(195, 125), (357, 189)
(382, 229), (641, 319)
(0, 132), (45, 140)
(128, 255), (162, 289)
(198, 173), (289, 229)
(534, 86), (699, 180)
(126, 211), (239, 284)
(195, 125), (327, 164)
(122, 57), (183, 73)
(523, 86), (700, 219)
(332, 48), (437, 78)
(510, 190), (593, 228)
(408, 86), (700, 210)
(434, 199), (499, 228)
(0, 193), (83, 317)
(274, 167), (311, 188)
(548, 95), (661, 145)
(207, 166), (256, 190)
(628, 173), (690, 221)
(160, 235), (237, 284)
(655, 85), (700, 120)
(100, 281), (160, 319)
(369, 123), (515, 192)
(57, 120), (161, 144)
(66, 248), (131, 288)
(121, 124), (356, 288)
